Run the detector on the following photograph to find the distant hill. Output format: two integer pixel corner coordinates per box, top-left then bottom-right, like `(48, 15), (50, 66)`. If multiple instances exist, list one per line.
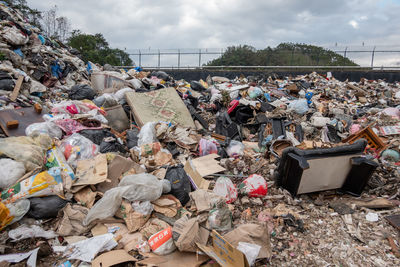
(206, 43), (358, 66)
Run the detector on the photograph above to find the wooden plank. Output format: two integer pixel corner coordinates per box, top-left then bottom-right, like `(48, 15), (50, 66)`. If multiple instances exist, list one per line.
(10, 76), (23, 101)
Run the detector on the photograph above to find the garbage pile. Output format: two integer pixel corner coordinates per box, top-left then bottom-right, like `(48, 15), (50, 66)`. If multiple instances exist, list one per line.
(1, 3), (400, 267)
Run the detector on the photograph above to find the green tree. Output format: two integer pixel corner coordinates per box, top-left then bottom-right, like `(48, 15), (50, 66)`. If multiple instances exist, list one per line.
(68, 31), (133, 66)
(207, 43), (357, 66)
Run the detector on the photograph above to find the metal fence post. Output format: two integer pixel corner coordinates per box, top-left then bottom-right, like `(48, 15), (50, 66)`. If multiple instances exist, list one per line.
(158, 49), (160, 69)
(199, 49), (202, 67)
(371, 46), (376, 68)
(178, 49), (180, 69)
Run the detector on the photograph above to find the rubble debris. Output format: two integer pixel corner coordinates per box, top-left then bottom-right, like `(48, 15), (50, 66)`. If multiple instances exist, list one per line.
(1, 3), (400, 265)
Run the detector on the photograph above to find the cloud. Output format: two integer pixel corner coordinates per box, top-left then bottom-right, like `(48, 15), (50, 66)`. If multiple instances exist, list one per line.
(349, 20), (359, 28)
(26, 0), (400, 66)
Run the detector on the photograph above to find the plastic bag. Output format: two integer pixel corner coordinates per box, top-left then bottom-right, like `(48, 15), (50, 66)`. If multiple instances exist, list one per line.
(288, 99), (309, 115)
(190, 81), (206, 91)
(126, 128), (140, 149)
(8, 225), (57, 241)
(52, 100), (105, 116)
(208, 200), (232, 231)
(0, 169), (63, 205)
(0, 159), (26, 189)
(27, 196), (69, 219)
(65, 233), (117, 262)
(132, 201), (154, 215)
(199, 138), (218, 156)
(382, 107), (400, 118)
(55, 118), (102, 136)
(60, 133), (99, 168)
(226, 140), (245, 158)
(381, 149), (400, 162)
(128, 79), (143, 89)
(0, 134), (52, 171)
(165, 166), (192, 206)
(237, 242), (261, 266)
(138, 122), (158, 146)
(239, 174), (268, 197)
(248, 87), (262, 99)
(100, 137), (126, 153)
(84, 174), (164, 225)
(46, 147), (75, 180)
(0, 199), (30, 231)
(148, 227), (176, 255)
(79, 129), (114, 145)
(25, 122), (63, 139)
(68, 84), (96, 100)
(213, 177), (238, 204)
(114, 87), (135, 103)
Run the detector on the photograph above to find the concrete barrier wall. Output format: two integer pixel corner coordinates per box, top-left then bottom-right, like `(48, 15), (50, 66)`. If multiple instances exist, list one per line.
(150, 69), (400, 82)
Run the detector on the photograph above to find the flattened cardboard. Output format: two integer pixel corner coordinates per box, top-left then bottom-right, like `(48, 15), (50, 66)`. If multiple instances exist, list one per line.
(223, 224), (272, 259)
(189, 189), (222, 212)
(152, 195), (181, 217)
(137, 251), (209, 267)
(184, 159), (210, 190)
(196, 230), (249, 267)
(96, 155), (139, 193)
(74, 154), (108, 186)
(91, 249), (136, 267)
(74, 187), (96, 208)
(190, 154), (225, 177)
(172, 216), (209, 252)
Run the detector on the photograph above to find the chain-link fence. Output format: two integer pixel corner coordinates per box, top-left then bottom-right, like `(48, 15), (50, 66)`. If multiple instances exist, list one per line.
(123, 46), (400, 69)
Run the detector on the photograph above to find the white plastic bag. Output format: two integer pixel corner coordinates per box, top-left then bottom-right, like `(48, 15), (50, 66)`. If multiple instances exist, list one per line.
(84, 174), (164, 225)
(138, 122), (158, 146)
(114, 87), (135, 103)
(288, 99), (309, 115)
(239, 174), (268, 197)
(132, 201), (154, 215)
(60, 133), (99, 168)
(213, 177), (238, 204)
(208, 200), (232, 231)
(237, 242), (261, 266)
(0, 158), (25, 189)
(8, 225), (57, 241)
(148, 227), (176, 255)
(25, 122), (63, 139)
(64, 233), (117, 262)
(226, 140), (245, 158)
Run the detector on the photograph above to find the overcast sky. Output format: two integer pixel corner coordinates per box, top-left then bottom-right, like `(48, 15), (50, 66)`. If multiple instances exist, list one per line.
(26, 0), (400, 66)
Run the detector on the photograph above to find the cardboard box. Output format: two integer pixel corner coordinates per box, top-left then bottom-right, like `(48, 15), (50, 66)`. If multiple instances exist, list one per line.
(196, 230), (249, 267)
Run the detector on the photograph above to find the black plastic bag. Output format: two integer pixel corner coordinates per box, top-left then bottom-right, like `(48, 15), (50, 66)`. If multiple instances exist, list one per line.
(0, 71), (14, 91)
(151, 71), (170, 81)
(100, 137), (127, 153)
(165, 166), (191, 206)
(126, 128), (139, 149)
(27, 196), (69, 219)
(190, 81), (206, 91)
(80, 129), (115, 145)
(69, 84), (96, 100)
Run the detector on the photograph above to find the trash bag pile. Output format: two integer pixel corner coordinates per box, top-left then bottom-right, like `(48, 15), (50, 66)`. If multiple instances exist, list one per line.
(1, 3), (400, 267)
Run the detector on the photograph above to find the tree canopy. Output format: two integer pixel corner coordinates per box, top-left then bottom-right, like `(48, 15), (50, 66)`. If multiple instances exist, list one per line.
(67, 30), (133, 66)
(207, 43), (357, 66)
